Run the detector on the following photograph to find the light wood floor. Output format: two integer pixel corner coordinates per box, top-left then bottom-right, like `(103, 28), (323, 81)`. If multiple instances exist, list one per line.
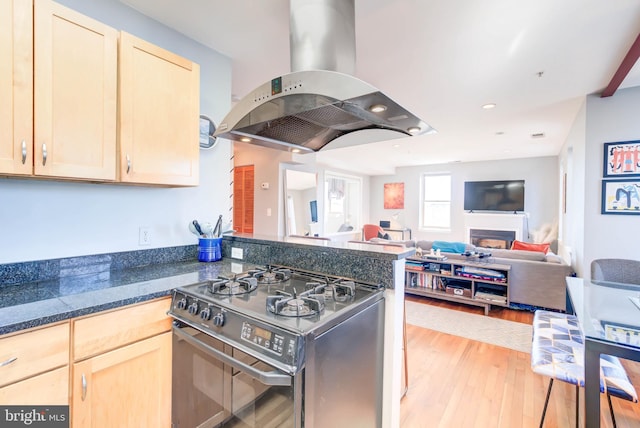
(401, 295), (640, 428)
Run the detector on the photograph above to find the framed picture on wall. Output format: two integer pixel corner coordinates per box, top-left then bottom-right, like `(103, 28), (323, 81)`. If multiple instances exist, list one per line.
(603, 141), (640, 178)
(601, 179), (640, 214)
(384, 182), (404, 209)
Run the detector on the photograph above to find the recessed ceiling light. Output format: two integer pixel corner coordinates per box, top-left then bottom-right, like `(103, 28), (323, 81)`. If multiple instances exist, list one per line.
(240, 137), (251, 143)
(291, 148), (301, 153)
(369, 104), (387, 113)
(407, 126), (421, 134)
(482, 103), (496, 110)
(392, 144), (400, 148)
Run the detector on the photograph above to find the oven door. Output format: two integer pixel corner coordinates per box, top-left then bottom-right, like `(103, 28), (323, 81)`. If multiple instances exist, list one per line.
(172, 324), (299, 428)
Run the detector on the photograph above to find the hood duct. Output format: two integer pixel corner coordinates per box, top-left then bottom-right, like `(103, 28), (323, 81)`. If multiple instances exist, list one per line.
(214, 0), (434, 153)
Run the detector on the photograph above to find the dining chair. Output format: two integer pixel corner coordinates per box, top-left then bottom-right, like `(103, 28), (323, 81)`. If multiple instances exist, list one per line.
(591, 258), (640, 285)
(362, 224), (385, 241)
(531, 310), (637, 428)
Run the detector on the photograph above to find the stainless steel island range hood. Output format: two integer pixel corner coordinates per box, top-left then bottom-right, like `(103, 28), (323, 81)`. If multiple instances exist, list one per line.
(214, 0), (434, 153)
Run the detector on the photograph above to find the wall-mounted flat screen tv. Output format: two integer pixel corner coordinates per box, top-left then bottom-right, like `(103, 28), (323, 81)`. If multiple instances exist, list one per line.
(464, 180), (525, 212)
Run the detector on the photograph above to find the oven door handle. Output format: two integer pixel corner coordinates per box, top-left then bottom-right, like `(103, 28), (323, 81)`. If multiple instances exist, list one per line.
(173, 325), (292, 387)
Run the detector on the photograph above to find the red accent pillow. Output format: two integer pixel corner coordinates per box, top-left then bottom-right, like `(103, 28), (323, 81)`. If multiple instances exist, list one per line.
(510, 240), (550, 254)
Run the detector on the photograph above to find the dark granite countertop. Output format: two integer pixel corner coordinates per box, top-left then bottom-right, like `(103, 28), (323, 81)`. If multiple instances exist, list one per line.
(0, 235), (413, 336)
(0, 258), (257, 335)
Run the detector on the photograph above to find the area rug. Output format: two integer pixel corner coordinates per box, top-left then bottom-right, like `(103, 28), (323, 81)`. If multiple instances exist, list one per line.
(405, 300), (532, 353)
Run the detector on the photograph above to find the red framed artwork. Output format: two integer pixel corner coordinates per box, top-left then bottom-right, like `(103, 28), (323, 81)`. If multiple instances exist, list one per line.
(384, 182), (404, 209)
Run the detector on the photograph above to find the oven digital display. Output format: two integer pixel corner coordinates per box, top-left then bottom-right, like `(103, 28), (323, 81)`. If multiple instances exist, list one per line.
(253, 326), (271, 340)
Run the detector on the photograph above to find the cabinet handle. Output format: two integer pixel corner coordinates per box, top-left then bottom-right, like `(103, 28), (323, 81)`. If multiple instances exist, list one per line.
(126, 154), (131, 174)
(0, 357), (17, 367)
(21, 141), (27, 164)
(42, 143), (47, 166)
(81, 373), (87, 401)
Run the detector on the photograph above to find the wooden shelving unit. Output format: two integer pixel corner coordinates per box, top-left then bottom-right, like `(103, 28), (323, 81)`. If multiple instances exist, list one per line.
(405, 257), (511, 315)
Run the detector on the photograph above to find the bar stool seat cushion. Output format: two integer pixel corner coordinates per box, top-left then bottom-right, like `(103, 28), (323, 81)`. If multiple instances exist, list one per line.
(532, 310), (637, 402)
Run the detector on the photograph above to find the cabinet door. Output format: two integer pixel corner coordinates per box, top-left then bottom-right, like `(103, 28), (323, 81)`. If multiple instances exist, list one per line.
(0, 0), (32, 175)
(72, 332), (172, 428)
(0, 366), (69, 405)
(119, 32), (200, 186)
(34, 0), (117, 180)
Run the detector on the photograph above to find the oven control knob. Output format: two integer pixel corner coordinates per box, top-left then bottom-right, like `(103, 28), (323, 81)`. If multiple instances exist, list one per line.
(200, 307), (211, 321)
(213, 312), (225, 327)
(187, 302), (199, 315)
(176, 298), (187, 310)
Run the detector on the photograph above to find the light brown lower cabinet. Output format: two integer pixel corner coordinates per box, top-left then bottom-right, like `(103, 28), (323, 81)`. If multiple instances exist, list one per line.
(0, 321), (70, 405)
(0, 366), (69, 405)
(0, 298), (172, 426)
(71, 331), (172, 427)
(70, 297), (172, 427)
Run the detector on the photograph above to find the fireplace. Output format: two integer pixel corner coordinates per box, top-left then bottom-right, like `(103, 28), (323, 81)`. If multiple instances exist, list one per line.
(470, 229), (516, 249)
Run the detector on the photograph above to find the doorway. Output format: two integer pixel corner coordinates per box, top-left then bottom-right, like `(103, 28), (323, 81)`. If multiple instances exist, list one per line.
(233, 165), (254, 233)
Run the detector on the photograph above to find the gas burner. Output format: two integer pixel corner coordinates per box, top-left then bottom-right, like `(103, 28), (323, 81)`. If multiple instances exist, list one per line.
(266, 285), (325, 317)
(327, 280), (356, 302)
(206, 275), (258, 296)
(250, 265), (292, 284)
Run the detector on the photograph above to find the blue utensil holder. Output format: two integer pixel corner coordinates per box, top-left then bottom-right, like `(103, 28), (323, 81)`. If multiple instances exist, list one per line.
(198, 237), (222, 262)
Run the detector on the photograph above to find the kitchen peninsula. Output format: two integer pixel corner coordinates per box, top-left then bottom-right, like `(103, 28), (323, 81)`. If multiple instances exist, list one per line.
(0, 235), (412, 428)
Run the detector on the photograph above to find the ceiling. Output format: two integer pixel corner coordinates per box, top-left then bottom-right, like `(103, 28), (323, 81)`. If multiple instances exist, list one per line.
(121, 0), (640, 175)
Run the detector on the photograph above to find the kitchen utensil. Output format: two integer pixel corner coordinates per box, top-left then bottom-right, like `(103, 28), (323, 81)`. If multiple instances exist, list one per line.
(188, 222), (201, 238)
(212, 215), (223, 237)
(201, 222), (214, 238)
(192, 220), (205, 237)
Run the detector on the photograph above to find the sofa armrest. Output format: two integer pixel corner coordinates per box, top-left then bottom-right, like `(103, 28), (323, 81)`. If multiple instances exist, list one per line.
(500, 257), (573, 311)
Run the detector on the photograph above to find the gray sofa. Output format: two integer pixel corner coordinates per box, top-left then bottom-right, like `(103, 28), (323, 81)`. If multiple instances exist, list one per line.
(386, 239), (572, 311)
(413, 240), (572, 311)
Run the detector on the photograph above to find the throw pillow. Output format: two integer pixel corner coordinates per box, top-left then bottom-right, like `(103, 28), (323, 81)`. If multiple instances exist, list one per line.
(511, 240), (550, 254)
(432, 241), (468, 254)
(377, 231), (391, 240)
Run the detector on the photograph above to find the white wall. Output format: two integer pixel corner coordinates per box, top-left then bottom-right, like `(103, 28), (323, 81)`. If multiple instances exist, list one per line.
(369, 156), (559, 243)
(560, 86), (640, 278)
(559, 99), (587, 272)
(233, 145), (371, 238)
(581, 87), (640, 276)
(0, 0), (232, 263)
(234, 142), (295, 235)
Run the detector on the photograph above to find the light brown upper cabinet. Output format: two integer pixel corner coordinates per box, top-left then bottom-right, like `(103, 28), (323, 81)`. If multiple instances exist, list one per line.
(119, 32), (200, 186)
(0, 0), (33, 175)
(34, 1), (118, 180)
(1, 1), (199, 186)
(0, 0), (118, 180)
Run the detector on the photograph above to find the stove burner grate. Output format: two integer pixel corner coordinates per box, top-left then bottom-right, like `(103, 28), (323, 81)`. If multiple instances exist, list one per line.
(266, 284), (326, 317)
(206, 275), (258, 296)
(328, 280), (356, 302)
(250, 265), (292, 284)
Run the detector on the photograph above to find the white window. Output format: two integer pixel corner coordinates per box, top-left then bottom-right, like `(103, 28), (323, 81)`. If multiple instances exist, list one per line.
(421, 174), (451, 230)
(324, 172), (362, 233)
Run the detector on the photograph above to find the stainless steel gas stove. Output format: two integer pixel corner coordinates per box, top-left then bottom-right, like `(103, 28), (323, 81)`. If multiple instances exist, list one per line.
(169, 265), (385, 428)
